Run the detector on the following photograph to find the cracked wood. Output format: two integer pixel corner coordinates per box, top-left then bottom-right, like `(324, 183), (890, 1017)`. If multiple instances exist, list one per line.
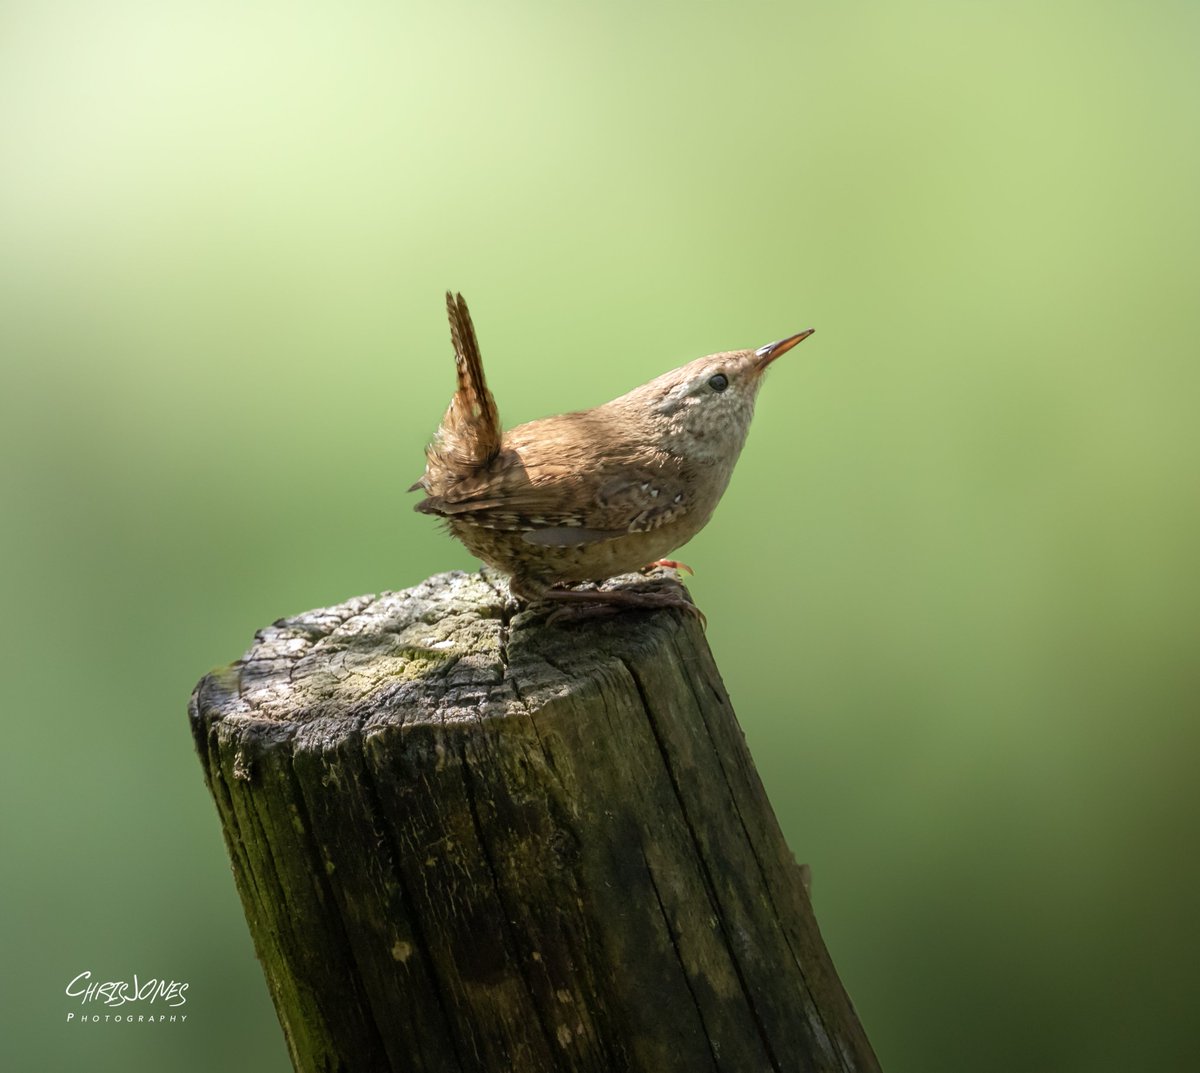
(189, 570), (881, 1073)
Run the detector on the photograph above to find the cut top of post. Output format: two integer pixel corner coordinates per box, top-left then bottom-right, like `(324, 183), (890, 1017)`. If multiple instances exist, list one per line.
(194, 570), (698, 735)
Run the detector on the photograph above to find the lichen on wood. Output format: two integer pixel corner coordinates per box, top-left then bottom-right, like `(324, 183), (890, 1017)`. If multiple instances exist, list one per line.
(189, 570), (879, 1073)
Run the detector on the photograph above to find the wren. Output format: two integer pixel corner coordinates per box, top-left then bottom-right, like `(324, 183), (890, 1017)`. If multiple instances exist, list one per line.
(411, 292), (813, 618)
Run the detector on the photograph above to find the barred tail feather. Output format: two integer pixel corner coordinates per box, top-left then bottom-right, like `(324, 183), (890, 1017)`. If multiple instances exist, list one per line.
(446, 291), (501, 463)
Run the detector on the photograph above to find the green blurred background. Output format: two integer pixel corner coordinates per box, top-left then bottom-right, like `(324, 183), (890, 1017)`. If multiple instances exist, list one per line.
(2, 1), (1197, 1070)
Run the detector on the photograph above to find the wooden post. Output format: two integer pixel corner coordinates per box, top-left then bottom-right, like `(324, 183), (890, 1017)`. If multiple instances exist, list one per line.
(189, 570), (880, 1073)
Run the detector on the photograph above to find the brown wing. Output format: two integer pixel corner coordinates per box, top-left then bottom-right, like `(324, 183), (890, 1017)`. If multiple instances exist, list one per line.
(416, 449), (693, 548)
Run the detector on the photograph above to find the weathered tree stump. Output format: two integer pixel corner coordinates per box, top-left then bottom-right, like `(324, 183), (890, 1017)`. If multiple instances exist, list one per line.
(189, 570), (879, 1073)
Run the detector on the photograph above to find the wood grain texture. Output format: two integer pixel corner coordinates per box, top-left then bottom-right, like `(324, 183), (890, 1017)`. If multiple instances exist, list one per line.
(189, 570), (880, 1073)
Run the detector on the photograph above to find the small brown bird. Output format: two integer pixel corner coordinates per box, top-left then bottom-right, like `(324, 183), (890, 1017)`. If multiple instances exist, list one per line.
(412, 292), (813, 617)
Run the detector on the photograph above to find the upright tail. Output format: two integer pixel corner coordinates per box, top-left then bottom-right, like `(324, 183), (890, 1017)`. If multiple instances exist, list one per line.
(413, 292), (502, 495)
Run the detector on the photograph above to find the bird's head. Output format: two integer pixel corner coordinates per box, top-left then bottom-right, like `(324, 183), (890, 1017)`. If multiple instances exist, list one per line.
(619, 329), (814, 461)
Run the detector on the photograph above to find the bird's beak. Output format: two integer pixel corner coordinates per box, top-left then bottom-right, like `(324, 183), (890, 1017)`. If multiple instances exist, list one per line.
(754, 329), (814, 370)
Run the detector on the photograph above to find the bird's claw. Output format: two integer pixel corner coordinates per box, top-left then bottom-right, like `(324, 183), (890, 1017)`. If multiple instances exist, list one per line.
(641, 559), (695, 576)
(539, 585), (706, 630)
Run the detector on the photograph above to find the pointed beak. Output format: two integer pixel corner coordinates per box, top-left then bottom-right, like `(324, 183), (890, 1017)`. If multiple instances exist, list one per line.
(754, 328), (814, 370)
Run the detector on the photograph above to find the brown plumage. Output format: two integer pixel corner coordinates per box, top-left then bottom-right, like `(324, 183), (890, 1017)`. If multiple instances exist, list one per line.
(426, 292), (501, 477)
(412, 292), (813, 617)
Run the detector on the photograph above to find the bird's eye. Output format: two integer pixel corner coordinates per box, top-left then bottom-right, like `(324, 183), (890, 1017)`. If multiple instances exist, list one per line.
(708, 373), (729, 393)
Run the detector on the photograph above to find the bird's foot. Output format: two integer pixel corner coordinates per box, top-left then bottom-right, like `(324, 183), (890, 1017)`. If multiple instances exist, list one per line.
(541, 585), (705, 629)
(641, 559), (695, 576)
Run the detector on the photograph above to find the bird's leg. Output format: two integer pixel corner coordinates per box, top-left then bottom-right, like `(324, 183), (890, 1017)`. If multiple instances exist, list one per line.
(508, 574), (705, 628)
(506, 576), (613, 624)
(539, 585), (706, 628)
